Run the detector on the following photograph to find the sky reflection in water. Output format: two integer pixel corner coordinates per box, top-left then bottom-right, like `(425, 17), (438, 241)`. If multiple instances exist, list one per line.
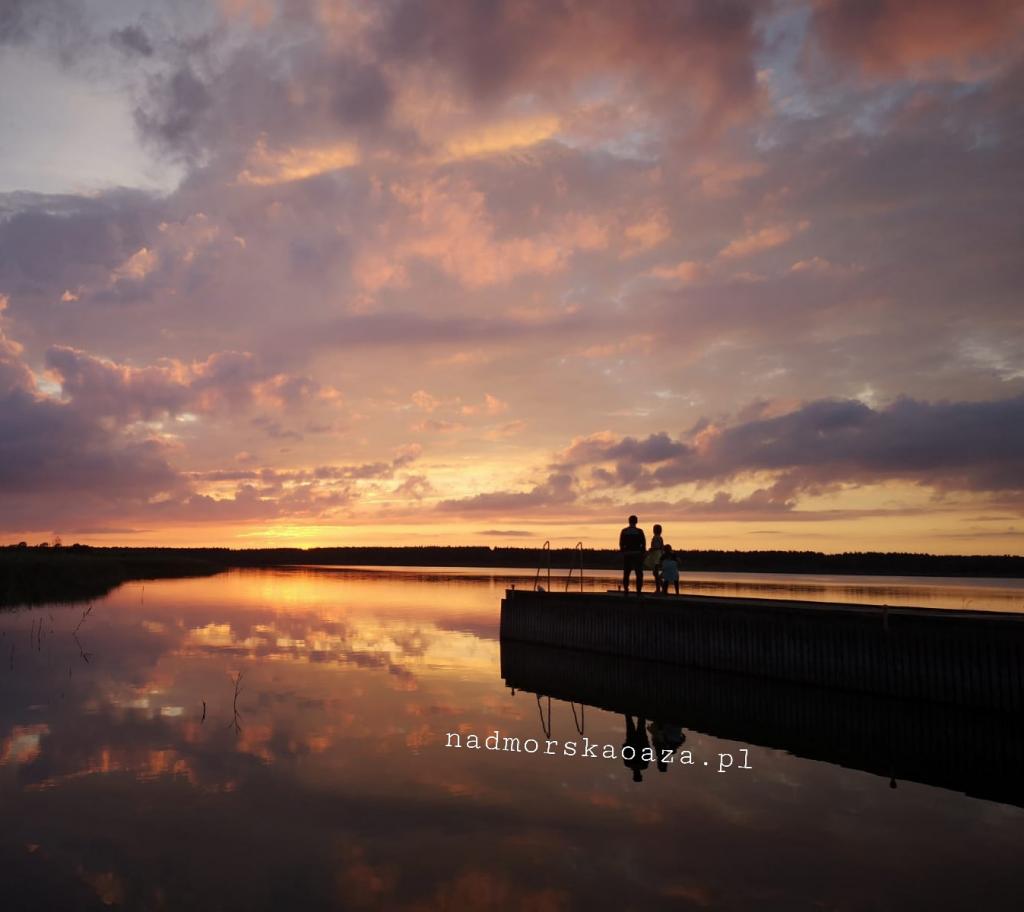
(2, 568), (1023, 911)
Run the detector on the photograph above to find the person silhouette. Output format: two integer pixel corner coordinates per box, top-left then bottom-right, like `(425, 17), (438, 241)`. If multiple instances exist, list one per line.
(659, 545), (680, 595)
(648, 720), (685, 772)
(622, 714), (650, 782)
(645, 523), (664, 592)
(619, 515), (646, 594)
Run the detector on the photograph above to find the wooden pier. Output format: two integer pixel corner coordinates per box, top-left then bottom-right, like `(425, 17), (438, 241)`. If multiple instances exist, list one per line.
(499, 589), (1024, 712)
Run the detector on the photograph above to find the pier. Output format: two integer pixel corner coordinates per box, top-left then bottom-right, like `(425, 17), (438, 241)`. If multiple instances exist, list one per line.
(499, 589), (1024, 712)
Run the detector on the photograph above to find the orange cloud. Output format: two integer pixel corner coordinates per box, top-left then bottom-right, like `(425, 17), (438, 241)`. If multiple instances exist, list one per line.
(623, 211), (671, 255)
(649, 260), (707, 283)
(444, 114), (561, 160)
(237, 136), (360, 185)
(460, 393), (508, 416)
(111, 246), (158, 283)
(388, 179), (609, 287)
(718, 221), (808, 260)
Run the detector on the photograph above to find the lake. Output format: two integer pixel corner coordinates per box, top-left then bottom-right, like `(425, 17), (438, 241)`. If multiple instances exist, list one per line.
(2, 566), (1023, 910)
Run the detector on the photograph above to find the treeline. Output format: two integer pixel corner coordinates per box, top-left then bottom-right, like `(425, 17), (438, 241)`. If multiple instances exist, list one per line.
(232, 545), (1024, 577)
(4, 542), (1023, 580)
(0, 546), (223, 607)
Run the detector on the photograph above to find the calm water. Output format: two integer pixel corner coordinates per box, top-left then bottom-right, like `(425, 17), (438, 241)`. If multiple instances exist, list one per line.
(2, 567), (1023, 911)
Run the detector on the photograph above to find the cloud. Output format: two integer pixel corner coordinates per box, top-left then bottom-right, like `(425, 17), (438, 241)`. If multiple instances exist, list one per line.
(718, 221), (809, 260)
(378, 0), (764, 133)
(460, 393), (507, 417)
(564, 395), (1024, 497)
(44, 346), (329, 421)
(236, 136), (361, 186)
(437, 472), (576, 515)
(788, 257), (860, 278)
(392, 475), (432, 500)
(0, 385), (181, 499)
(135, 65), (213, 159)
(0, 189), (160, 297)
(0, 322), (34, 395)
(111, 25), (154, 58)
(190, 448), (420, 487)
(0, 323), (186, 527)
(560, 431), (688, 473)
(111, 246), (159, 282)
(809, 0), (1024, 78)
(648, 260), (707, 283)
(443, 114), (560, 161)
(384, 177), (610, 289)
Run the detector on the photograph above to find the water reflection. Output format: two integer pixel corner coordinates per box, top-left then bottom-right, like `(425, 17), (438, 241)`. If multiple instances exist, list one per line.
(501, 640), (1024, 806)
(1, 568), (1023, 911)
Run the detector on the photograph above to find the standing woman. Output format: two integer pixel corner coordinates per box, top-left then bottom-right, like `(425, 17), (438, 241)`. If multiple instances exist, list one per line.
(645, 524), (664, 593)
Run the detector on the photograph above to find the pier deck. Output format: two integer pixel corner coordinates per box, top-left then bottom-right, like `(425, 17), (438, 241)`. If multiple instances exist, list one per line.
(499, 589), (1024, 712)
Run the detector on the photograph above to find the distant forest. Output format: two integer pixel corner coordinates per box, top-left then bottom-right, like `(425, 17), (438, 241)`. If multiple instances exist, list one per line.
(5, 542), (1023, 577)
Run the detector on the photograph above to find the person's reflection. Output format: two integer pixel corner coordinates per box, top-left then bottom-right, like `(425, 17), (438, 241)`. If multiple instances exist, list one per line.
(648, 721), (685, 772)
(622, 714), (650, 782)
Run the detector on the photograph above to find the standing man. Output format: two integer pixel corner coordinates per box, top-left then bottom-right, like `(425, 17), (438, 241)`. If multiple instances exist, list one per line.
(619, 514), (646, 594)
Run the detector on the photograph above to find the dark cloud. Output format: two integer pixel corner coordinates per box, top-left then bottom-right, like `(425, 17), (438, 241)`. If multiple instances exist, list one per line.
(437, 472), (576, 514)
(111, 24), (154, 57)
(135, 65), (213, 157)
(0, 190), (158, 298)
(328, 58), (393, 126)
(380, 0), (762, 130)
(130, 27), (401, 165)
(44, 345), (191, 421)
(561, 432), (688, 469)
(43, 345), (331, 423)
(0, 387), (180, 498)
(567, 395), (1024, 497)
(1, 327), (179, 506)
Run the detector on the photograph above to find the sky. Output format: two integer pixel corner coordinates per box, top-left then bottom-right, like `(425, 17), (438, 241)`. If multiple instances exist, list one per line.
(0, 0), (1022, 553)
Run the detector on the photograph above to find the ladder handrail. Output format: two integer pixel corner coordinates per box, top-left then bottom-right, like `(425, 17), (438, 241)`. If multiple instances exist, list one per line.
(533, 540), (551, 591)
(570, 700), (585, 735)
(536, 694), (552, 738)
(564, 541), (584, 592)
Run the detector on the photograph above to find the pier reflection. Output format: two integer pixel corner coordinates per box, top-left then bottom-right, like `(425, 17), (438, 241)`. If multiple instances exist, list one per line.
(501, 639), (1024, 807)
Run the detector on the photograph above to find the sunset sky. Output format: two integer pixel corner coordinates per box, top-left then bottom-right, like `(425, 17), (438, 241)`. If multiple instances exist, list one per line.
(1, 0), (1022, 552)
